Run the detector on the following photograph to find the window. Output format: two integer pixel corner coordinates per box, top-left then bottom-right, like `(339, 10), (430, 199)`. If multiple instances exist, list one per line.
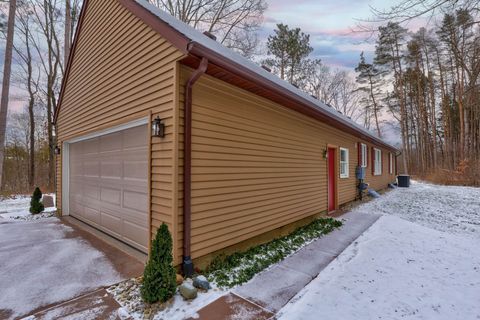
(389, 152), (394, 174)
(340, 148), (349, 178)
(374, 148), (382, 175)
(360, 143), (367, 167)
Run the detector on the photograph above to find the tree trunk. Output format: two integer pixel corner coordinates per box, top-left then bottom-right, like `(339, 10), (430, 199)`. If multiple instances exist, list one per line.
(0, 0), (17, 189)
(64, 0), (71, 67)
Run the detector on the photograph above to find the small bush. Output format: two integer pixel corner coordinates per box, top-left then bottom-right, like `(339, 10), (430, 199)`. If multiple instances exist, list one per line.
(141, 223), (177, 304)
(29, 187), (45, 214)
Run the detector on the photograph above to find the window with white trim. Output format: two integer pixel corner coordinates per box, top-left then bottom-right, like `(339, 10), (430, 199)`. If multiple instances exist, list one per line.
(374, 148), (382, 175)
(361, 143), (367, 167)
(389, 152), (394, 174)
(340, 148), (349, 178)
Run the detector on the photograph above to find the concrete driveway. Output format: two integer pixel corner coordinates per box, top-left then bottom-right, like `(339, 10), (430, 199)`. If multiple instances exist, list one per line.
(0, 218), (144, 319)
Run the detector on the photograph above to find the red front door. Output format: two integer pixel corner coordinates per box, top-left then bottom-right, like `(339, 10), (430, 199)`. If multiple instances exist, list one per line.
(328, 147), (336, 212)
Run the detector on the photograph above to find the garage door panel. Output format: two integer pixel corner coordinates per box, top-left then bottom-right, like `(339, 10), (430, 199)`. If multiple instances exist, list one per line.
(70, 199), (84, 216)
(69, 124), (149, 252)
(83, 184), (100, 200)
(100, 132), (122, 152)
(124, 161), (148, 181)
(83, 206), (101, 225)
(82, 138), (100, 154)
(101, 160), (123, 179)
(84, 160), (100, 177)
(123, 190), (148, 212)
(101, 210), (123, 233)
(123, 221), (148, 251)
(123, 126), (147, 148)
(100, 187), (122, 206)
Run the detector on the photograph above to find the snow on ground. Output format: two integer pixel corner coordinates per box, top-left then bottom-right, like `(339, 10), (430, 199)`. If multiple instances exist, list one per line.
(108, 277), (226, 320)
(278, 215), (480, 320)
(0, 194), (56, 221)
(352, 181), (480, 238)
(278, 182), (480, 320)
(0, 220), (122, 319)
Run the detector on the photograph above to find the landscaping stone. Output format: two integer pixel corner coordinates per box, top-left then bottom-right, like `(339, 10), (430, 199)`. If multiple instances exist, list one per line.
(176, 274), (184, 285)
(193, 275), (210, 290)
(179, 283), (197, 300)
(42, 195), (55, 208)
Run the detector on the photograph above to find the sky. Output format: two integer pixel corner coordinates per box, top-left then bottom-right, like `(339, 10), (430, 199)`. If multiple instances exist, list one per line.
(260, 0), (399, 70)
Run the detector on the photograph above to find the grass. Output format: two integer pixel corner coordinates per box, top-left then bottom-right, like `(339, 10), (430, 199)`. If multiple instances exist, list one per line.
(204, 217), (342, 288)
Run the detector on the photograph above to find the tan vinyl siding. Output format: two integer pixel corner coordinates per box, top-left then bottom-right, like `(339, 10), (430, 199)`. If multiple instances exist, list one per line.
(362, 144), (396, 190)
(55, 0), (185, 256)
(178, 65), (395, 262)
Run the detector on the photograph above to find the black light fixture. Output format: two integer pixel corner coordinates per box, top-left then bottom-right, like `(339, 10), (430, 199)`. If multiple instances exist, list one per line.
(152, 116), (165, 138)
(54, 145), (61, 155)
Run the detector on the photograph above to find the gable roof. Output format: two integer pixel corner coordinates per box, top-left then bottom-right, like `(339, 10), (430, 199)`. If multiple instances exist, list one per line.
(55, 0), (398, 152)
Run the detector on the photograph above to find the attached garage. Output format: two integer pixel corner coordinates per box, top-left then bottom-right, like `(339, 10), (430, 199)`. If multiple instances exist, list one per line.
(63, 121), (149, 252)
(54, 0), (398, 275)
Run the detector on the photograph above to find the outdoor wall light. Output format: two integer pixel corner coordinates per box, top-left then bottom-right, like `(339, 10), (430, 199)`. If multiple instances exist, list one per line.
(54, 145), (61, 155)
(322, 148), (328, 160)
(152, 116), (165, 138)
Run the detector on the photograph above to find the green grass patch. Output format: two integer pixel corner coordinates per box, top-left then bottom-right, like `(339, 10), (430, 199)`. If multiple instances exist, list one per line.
(205, 217), (342, 288)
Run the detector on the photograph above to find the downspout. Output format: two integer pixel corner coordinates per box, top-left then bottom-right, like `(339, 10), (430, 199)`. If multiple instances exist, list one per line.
(183, 56), (208, 277)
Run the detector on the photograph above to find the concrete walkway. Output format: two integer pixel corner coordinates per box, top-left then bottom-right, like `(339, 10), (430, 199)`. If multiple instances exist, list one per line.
(193, 212), (381, 319)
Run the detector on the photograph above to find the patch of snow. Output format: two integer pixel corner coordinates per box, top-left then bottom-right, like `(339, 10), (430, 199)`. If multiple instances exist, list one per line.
(0, 193), (57, 221)
(351, 181), (480, 238)
(156, 284), (225, 320)
(117, 307), (131, 320)
(0, 220), (122, 319)
(278, 215), (480, 320)
(108, 277), (225, 320)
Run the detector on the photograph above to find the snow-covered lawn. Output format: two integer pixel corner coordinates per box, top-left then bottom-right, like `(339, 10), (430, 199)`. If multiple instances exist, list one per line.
(278, 182), (480, 320)
(354, 181), (480, 238)
(0, 220), (122, 319)
(0, 194), (56, 221)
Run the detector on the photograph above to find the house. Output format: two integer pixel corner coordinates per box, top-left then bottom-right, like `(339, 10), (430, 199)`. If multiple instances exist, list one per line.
(54, 0), (398, 275)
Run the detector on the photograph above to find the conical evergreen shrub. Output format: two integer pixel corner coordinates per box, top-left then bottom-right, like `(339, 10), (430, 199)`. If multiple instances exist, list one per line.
(29, 187), (45, 214)
(140, 223), (177, 304)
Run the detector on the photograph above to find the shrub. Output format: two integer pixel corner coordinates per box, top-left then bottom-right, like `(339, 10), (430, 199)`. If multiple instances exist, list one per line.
(140, 223), (177, 304)
(29, 187), (45, 214)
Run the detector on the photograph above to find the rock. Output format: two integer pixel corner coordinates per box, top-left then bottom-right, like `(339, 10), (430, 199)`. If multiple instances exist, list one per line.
(179, 282), (197, 300)
(42, 195), (55, 208)
(176, 273), (184, 285)
(193, 275), (210, 290)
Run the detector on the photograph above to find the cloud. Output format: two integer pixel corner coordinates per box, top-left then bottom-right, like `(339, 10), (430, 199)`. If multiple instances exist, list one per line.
(260, 0), (402, 70)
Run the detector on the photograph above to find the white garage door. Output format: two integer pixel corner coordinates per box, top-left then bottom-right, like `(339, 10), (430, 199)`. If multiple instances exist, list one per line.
(68, 124), (149, 252)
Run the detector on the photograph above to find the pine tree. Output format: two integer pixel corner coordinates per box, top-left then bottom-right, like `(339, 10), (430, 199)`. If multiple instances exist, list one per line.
(141, 223), (177, 304)
(263, 23), (313, 84)
(30, 187), (44, 214)
(355, 52), (384, 137)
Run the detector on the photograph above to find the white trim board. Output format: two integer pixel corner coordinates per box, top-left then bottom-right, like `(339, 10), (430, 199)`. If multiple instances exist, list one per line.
(61, 117), (149, 216)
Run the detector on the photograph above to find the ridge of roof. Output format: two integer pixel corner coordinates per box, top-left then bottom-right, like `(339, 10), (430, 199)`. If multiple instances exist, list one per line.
(134, 0), (398, 151)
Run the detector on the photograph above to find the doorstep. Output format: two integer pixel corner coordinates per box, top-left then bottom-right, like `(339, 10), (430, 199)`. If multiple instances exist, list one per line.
(194, 211), (380, 318)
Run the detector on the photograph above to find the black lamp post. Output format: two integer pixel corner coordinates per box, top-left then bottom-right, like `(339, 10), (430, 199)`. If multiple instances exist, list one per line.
(54, 145), (61, 155)
(152, 116), (165, 138)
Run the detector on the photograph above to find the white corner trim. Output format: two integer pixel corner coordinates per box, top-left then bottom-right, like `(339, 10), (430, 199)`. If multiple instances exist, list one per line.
(61, 142), (70, 215)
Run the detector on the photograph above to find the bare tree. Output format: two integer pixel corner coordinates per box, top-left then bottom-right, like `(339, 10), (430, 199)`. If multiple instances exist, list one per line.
(149, 0), (267, 57)
(13, 2), (41, 187)
(64, 0), (70, 66)
(29, 0), (63, 187)
(370, 0), (480, 24)
(0, 0), (17, 189)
